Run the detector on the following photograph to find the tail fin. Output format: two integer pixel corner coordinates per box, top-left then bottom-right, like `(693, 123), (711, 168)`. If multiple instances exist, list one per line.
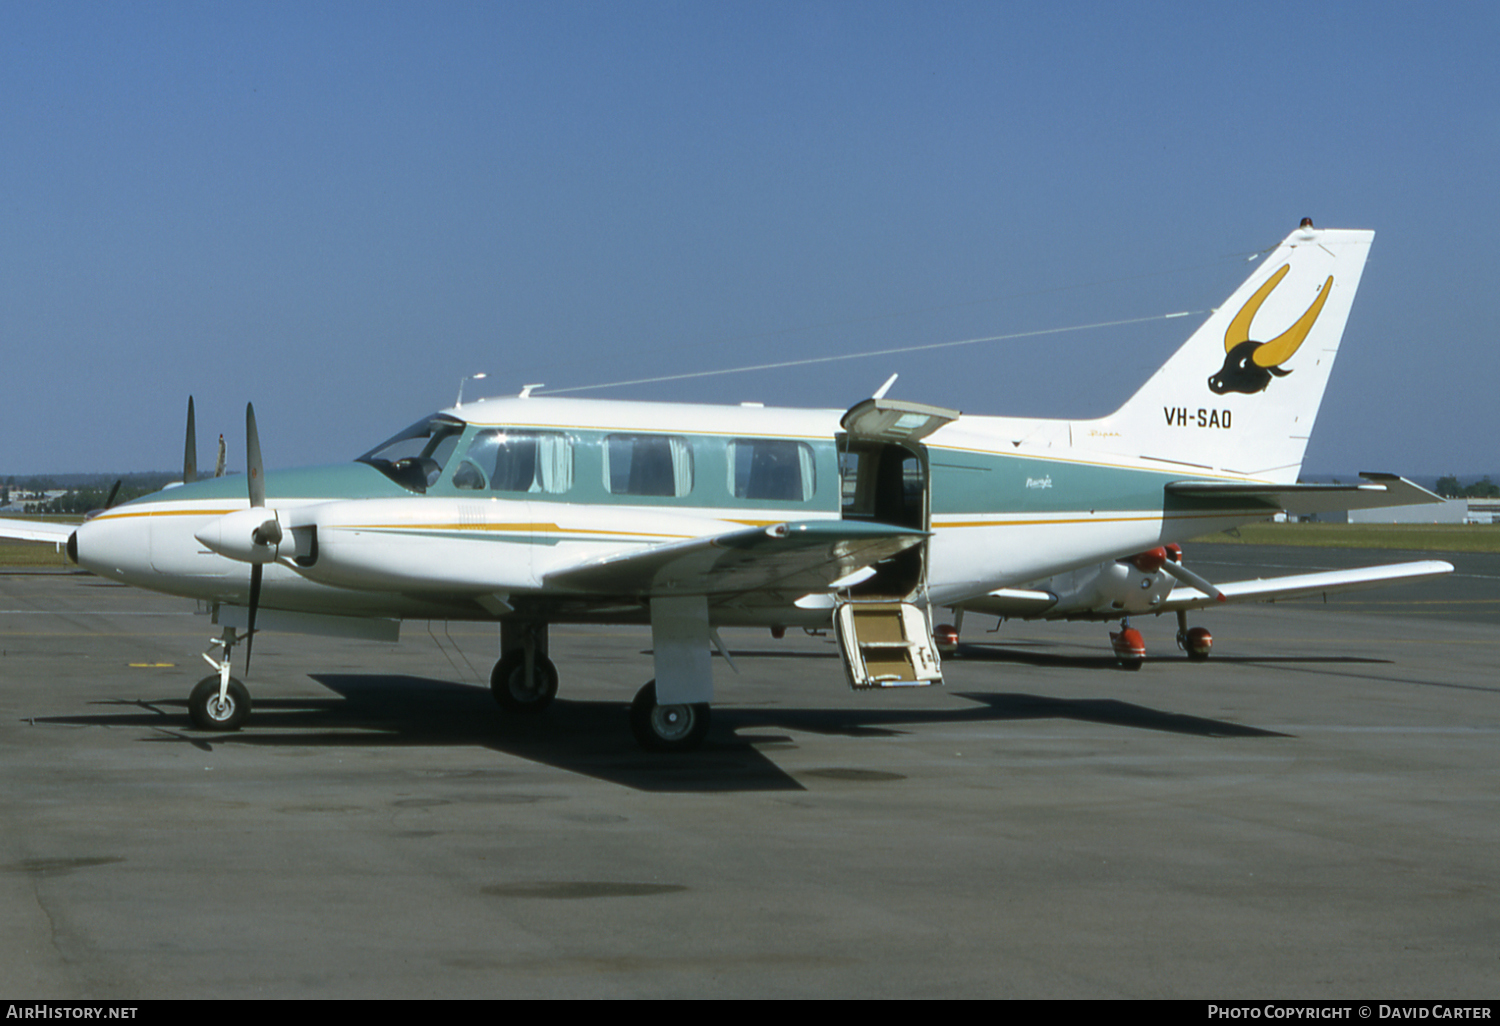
(1085, 223), (1374, 483)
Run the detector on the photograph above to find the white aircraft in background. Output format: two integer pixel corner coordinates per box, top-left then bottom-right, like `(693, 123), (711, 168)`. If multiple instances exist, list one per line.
(0, 222), (1451, 751)
(938, 540), (1450, 667)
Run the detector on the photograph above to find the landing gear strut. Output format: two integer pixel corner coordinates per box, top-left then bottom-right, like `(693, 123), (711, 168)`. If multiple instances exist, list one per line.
(1109, 619), (1146, 670)
(492, 622), (558, 713)
(629, 681), (711, 753)
(189, 626), (253, 730)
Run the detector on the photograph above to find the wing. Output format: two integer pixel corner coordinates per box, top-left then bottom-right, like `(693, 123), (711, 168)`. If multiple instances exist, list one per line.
(544, 519), (927, 599)
(958, 560), (1453, 622)
(1151, 559), (1454, 614)
(0, 518), (74, 545)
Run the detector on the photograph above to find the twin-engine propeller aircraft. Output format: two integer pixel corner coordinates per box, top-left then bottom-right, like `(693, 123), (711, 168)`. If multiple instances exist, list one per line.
(1, 222), (1451, 751)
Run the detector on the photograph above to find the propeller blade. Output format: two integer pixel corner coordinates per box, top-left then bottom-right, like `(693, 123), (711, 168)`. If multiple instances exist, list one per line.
(245, 563), (261, 675)
(243, 402), (269, 675)
(184, 397), (197, 485)
(104, 479), (122, 510)
(246, 403), (266, 508)
(1162, 560), (1226, 602)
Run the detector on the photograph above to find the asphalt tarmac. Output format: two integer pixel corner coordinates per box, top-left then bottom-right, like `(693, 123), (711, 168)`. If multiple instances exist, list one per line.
(1, 548), (1497, 999)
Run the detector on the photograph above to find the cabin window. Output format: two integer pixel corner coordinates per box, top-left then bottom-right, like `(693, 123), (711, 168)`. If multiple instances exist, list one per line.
(728, 439), (815, 501)
(460, 430), (573, 494)
(604, 434), (693, 497)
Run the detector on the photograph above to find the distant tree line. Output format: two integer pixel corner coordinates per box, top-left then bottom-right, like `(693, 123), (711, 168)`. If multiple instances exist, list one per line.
(1436, 475), (1500, 499)
(3, 473), (178, 515)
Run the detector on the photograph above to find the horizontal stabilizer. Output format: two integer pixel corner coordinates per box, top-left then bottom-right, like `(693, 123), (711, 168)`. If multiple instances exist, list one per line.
(545, 519), (927, 599)
(1167, 473), (1443, 517)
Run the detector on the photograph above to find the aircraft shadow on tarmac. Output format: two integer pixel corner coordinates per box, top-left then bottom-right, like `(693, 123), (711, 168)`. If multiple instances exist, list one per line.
(32, 669), (1288, 793)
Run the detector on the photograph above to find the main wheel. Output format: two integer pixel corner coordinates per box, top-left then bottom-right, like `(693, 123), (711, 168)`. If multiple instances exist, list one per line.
(189, 675), (251, 731)
(1110, 626), (1146, 671)
(491, 651), (559, 714)
(629, 681), (710, 753)
(1181, 626), (1214, 662)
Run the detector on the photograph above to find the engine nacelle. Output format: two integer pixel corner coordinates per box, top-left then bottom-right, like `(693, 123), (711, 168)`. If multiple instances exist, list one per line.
(194, 508), (289, 565)
(1040, 557), (1174, 618)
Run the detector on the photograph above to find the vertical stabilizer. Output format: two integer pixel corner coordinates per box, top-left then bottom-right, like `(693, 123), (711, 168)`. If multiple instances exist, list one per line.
(1084, 224), (1374, 482)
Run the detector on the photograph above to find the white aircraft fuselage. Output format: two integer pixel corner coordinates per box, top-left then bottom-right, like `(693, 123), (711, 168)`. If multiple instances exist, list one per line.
(72, 397), (1279, 625)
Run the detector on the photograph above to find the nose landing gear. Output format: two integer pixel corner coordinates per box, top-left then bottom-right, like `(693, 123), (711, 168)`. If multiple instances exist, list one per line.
(188, 627), (253, 731)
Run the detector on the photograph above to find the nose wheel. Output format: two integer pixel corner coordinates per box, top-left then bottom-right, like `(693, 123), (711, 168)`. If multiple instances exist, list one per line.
(189, 675), (251, 731)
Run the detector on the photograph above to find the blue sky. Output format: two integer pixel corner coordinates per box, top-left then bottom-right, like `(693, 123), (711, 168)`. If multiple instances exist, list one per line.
(3, 1), (1496, 476)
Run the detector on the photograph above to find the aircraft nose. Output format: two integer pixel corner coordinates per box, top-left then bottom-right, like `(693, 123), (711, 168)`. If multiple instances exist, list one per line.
(71, 513), (154, 583)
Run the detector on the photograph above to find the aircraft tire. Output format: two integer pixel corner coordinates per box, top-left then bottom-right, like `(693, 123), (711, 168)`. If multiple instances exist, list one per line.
(629, 681), (710, 753)
(491, 651), (558, 714)
(188, 675), (251, 731)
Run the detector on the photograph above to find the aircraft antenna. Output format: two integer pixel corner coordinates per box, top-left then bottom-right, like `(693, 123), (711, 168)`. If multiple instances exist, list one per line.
(540, 309), (1204, 396)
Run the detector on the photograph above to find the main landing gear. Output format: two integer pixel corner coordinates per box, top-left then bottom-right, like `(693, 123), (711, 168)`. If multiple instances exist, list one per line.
(490, 621), (558, 713)
(1107, 613), (1213, 668)
(1109, 620), (1146, 670)
(489, 622), (711, 752)
(490, 650), (559, 713)
(1175, 610), (1214, 661)
(629, 681), (711, 753)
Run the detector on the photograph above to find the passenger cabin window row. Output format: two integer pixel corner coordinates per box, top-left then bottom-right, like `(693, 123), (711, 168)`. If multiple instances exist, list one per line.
(446, 431), (818, 502)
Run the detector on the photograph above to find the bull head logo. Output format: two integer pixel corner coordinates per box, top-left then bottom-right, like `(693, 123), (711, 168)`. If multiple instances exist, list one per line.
(1208, 265), (1333, 395)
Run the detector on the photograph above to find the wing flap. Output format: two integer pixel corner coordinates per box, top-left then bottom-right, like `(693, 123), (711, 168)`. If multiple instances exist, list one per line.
(959, 587), (1060, 619)
(544, 520), (927, 598)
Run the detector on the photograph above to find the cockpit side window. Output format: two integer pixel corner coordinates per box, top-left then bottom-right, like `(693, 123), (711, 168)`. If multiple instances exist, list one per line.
(357, 415), (465, 493)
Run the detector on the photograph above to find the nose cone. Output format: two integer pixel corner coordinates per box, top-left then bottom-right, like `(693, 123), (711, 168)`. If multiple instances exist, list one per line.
(72, 512), (154, 584)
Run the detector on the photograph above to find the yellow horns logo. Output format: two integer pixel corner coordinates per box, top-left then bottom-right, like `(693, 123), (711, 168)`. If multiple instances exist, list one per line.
(1208, 264), (1333, 395)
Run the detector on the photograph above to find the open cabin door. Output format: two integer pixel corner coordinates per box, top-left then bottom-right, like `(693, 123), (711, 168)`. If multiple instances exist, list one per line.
(834, 398), (959, 689)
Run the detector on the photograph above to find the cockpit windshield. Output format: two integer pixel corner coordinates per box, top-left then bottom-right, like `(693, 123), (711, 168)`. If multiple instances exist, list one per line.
(356, 414), (465, 493)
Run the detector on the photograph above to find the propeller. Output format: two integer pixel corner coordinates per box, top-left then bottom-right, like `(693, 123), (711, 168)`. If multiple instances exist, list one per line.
(243, 402), (279, 674)
(83, 478), (123, 521)
(1129, 545), (1226, 602)
(184, 396), (197, 485)
(189, 403), (286, 675)
(1161, 555), (1226, 602)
